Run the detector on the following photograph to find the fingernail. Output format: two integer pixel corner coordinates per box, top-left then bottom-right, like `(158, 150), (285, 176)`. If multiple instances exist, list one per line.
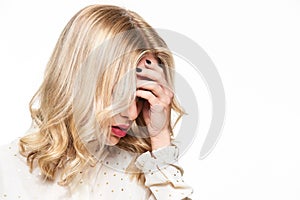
(145, 59), (151, 65)
(136, 67), (142, 72)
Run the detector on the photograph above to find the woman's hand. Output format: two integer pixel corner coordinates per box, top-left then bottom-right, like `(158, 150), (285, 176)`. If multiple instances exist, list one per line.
(135, 55), (174, 150)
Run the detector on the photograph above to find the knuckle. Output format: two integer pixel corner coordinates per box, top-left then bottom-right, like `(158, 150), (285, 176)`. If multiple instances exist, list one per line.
(153, 83), (160, 91)
(165, 89), (174, 99)
(157, 66), (164, 74)
(169, 91), (174, 99)
(167, 98), (172, 105)
(158, 74), (164, 81)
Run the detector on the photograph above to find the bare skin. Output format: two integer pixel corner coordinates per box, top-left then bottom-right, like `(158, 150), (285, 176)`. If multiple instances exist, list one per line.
(109, 54), (173, 150)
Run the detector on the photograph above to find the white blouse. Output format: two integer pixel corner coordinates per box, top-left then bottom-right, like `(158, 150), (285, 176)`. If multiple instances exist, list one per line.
(0, 140), (193, 200)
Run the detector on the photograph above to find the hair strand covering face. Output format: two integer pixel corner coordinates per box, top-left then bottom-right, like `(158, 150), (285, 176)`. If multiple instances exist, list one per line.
(19, 4), (184, 186)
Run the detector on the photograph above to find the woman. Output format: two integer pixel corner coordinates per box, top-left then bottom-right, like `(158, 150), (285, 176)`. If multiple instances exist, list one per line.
(0, 4), (193, 199)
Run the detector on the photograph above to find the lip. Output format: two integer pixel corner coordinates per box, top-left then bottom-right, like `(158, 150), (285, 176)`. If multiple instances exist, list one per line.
(115, 124), (130, 130)
(111, 124), (130, 138)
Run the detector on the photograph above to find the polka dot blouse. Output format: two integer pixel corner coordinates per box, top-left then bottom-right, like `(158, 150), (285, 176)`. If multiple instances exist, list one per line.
(0, 140), (193, 199)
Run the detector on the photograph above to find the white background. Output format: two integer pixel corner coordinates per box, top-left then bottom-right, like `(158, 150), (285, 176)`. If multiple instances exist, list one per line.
(1, 0), (300, 199)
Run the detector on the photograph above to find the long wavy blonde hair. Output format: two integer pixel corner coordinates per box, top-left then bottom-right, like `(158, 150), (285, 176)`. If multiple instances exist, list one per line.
(19, 4), (184, 186)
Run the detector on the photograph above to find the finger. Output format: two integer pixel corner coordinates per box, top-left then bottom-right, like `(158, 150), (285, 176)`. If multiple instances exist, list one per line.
(137, 55), (164, 77)
(136, 80), (173, 105)
(136, 80), (164, 97)
(144, 58), (164, 74)
(136, 67), (167, 86)
(138, 54), (163, 70)
(135, 89), (159, 106)
(136, 77), (174, 96)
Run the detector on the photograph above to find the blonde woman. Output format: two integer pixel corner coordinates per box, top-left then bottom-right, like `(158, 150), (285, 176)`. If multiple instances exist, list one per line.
(0, 4), (193, 200)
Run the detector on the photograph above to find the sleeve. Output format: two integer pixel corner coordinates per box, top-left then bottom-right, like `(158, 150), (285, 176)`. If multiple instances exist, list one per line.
(135, 145), (193, 200)
(0, 150), (4, 195)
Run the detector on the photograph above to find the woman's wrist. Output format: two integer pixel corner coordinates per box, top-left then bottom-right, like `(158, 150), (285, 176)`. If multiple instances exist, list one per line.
(150, 129), (171, 150)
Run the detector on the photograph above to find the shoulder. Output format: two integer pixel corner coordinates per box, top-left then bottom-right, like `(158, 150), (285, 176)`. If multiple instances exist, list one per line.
(0, 139), (24, 168)
(0, 139), (69, 199)
(0, 140), (30, 183)
(0, 139), (30, 198)
(104, 146), (139, 170)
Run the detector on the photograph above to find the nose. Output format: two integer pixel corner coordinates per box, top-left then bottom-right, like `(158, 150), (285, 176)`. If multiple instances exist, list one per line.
(120, 101), (139, 120)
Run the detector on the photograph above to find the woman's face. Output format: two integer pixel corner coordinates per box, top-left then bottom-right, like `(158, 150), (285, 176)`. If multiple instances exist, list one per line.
(107, 54), (157, 145)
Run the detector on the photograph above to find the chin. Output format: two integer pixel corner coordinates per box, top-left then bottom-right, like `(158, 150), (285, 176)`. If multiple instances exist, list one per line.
(106, 135), (121, 146)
